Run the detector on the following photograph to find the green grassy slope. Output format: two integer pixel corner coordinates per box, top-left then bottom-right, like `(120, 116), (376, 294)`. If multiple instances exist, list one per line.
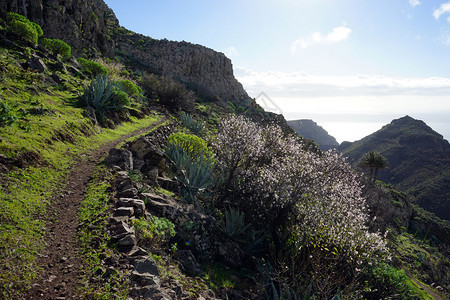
(0, 45), (163, 297)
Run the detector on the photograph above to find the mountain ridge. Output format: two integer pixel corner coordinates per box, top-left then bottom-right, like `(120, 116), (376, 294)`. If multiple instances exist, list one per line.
(339, 115), (450, 220)
(0, 0), (248, 102)
(287, 119), (339, 150)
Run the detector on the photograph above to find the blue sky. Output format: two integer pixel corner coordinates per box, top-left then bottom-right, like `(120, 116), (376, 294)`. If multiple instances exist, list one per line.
(104, 0), (450, 142)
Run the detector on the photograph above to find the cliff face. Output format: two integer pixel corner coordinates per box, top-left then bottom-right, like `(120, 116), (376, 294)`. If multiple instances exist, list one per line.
(114, 31), (249, 102)
(0, 0), (118, 57)
(340, 116), (450, 220)
(1, 0), (249, 102)
(287, 119), (339, 150)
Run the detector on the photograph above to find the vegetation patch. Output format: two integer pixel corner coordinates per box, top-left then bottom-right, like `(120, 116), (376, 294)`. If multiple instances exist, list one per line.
(78, 165), (129, 299)
(0, 44), (162, 296)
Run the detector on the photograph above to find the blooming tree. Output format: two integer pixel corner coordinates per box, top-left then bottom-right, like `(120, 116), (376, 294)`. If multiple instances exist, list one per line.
(212, 115), (389, 287)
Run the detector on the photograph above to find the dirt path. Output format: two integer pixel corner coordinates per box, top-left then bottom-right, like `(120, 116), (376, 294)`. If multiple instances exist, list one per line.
(403, 269), (444, 300)
(22, 119), (166, 300)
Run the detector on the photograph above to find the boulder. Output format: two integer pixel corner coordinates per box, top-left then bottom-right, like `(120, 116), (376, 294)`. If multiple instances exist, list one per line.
(110, 221), (134, 235)
(117, 234), (136, 247)
(133, 257), (159, 277)
(104, 148), (133, 171)
(118, 198), (145, 217)
(129, 137), (168, 175)
(22, 55), (47, 73)
(133, 158), (145, 171)
(175, 250), (204, 276)
(119, 187), (138, 198)
(113, 207), (134, 217)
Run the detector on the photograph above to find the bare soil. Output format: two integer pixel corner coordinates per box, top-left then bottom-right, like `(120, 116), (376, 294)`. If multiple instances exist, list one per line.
(21, 120), (165, 300)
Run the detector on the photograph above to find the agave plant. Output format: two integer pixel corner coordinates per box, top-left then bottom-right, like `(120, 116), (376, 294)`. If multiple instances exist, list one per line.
(180, 111), (204, 135)
(165, 143), (215, 206)
(177, 155), (215, 205)
(165, 143), (192, 171)
(80, 75), (117, 120)
(220, 207), (250, 241)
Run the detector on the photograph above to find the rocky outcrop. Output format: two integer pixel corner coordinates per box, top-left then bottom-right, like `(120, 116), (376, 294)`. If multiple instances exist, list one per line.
(0, 0), (118, 57)
(115, 32), (249, 102)
(1, 0), (250, 102)
(287, 119), (339, 151)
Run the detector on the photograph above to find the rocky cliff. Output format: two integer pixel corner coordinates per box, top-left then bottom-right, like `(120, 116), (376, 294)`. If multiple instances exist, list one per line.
(287, 119), (339, 150)
(114, 31), (249, 102)
(339, 116), (450, 221)
(0, 0), (249, 102)
(0, 0), (118, 57)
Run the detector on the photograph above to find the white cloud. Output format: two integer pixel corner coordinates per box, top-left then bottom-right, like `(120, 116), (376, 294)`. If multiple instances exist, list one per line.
(290, 26), (351, 52)
(433, 1), (450, 20)
(224, 46), (239, 58)
(234, 66), (450, 97)
(234, 67), (450, 142)
(409, 0), (421, 7)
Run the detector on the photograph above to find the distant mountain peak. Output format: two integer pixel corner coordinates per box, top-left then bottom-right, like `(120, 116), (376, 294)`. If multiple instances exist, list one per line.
(287, 119), (339, 151)
(339, 116), (450, 220)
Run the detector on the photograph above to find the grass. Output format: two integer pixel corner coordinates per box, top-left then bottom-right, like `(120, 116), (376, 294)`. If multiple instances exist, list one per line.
(0, 112), (162, 297)
(391, 232), (449, 298)
(77, 165), (129, 299)
(0, 46), (163, 297)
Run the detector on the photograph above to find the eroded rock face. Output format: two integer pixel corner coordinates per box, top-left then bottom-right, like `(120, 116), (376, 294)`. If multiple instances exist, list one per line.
(2, 1), (250, 102)
(0, 0), (117, 57)
(115, 33), (249, 102)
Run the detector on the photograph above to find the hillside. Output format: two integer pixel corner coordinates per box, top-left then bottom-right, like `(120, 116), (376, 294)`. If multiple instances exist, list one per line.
(0, 1), (449, 299)
(287, 119), (339, 150)
(339, 115), (450, 221)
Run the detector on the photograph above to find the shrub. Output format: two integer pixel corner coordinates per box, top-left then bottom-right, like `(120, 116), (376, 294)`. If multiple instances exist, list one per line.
(6, 13), (43, 44)
(167, 132), (214, 162)
(140, 73), (194, 111)
(112, 88), (130, 107)
(77, 58), (108, 76)
(212, 115), (389, 296)
(40, 38), (71, 58)
(0, 100), (18, 127)
(116, 79), (142, 98)
(132, 216), (176, 249)
(93, 58), (129, 81)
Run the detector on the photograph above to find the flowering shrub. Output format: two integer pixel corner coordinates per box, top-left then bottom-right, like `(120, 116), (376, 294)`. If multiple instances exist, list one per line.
(212, 115), (389, 296)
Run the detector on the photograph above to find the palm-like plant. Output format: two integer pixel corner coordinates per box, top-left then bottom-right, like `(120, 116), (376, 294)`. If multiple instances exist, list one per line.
(359, 150), (388, 181)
